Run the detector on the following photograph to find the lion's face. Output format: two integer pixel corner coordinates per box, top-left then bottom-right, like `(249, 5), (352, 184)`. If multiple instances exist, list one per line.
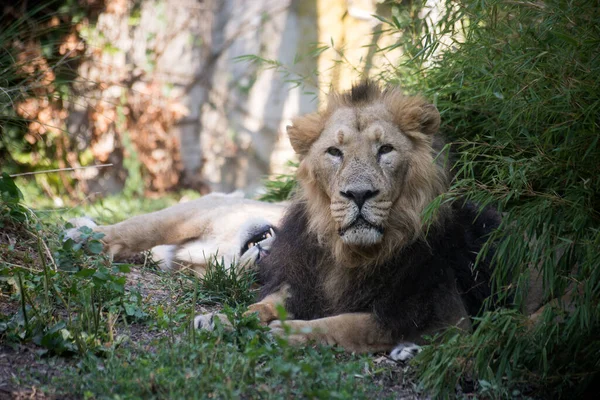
(308, 103), (413, 247)
(287, 83), (448, 261)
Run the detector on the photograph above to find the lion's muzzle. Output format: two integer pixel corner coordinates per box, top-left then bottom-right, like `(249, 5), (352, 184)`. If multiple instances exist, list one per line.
(331, 182), (389, 247)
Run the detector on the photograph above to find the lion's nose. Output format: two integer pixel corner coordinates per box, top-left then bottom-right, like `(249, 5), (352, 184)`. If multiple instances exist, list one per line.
(340, 189), (379, 209)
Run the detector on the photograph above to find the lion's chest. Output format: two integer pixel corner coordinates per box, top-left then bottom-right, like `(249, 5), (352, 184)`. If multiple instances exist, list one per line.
(319, 263), (387, 315)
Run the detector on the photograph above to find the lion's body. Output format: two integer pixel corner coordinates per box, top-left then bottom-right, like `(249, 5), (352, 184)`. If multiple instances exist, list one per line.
(259, 200), (500, 345)
(234, 82), (504, 353)
(67, 81), (559, 358)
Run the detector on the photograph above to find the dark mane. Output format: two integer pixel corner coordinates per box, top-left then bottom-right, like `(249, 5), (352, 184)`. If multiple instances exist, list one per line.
(324, 81), (383, 111)
(258, 200), (500, 341)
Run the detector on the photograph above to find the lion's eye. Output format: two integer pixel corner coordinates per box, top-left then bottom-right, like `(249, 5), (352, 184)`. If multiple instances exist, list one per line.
(326, 147), (343, 157)
(378, 145), (394, 155)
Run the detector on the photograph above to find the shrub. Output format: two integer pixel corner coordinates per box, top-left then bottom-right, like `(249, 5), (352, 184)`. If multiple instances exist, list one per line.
(0, 173), (146, 355)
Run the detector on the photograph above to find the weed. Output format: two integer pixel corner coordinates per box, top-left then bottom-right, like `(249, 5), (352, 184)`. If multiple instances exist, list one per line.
(258, 161), (298, 203)
(199, 255), (258, 307)
(58, 311), (390, 399)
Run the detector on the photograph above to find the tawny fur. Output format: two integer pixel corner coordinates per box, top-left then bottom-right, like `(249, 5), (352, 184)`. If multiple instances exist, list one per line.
(66, 193), (285, 276)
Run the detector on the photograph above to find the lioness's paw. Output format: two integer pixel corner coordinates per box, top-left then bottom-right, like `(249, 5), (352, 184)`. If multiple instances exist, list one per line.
(390, 342), (422, 362)
(64, 217), (97, 242)
(192, 313), (232, 331)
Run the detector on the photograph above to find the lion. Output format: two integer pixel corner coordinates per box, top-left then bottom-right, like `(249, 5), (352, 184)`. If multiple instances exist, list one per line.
(194, 81), (503, 360)
(66, 192), (286, 275)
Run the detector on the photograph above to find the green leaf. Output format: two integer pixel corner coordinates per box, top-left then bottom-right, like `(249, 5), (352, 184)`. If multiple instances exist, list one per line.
(75, 268), (97, 278)
(0, 173), (23, 203)
(87, 240), (104, 254)
(78, 226), (93, 235)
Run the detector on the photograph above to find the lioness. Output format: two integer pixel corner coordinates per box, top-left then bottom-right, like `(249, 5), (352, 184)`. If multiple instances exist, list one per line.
(195, 82), (503, 360)
(67, 192), (286, 274)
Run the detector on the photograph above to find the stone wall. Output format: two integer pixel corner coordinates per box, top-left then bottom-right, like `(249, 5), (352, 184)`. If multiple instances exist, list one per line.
(72, 0), (400, 195)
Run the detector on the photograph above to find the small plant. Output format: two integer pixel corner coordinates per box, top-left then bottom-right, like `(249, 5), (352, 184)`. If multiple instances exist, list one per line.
(199, 255), (258, 307)
(59, 310), (385, 399)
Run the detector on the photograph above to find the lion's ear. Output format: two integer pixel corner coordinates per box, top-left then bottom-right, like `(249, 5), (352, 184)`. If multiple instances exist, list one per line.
(400, 102), (440, 137)
(287, 113), (323, 156)
(418, 103), (441, 136)
(384, 89), (440, 137)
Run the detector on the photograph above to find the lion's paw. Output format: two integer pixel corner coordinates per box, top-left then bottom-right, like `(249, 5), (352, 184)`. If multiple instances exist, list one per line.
(267, 320), (310, 345)
(389, 342), (421, 362)
(193, 313), (215, 331)
(244, 302), (279, 324)
(267, 319), (283, 331)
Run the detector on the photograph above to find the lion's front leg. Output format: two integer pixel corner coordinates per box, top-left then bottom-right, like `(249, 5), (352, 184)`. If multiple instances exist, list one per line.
(194, 285), (292, 333)
(268, 313), (397, 354)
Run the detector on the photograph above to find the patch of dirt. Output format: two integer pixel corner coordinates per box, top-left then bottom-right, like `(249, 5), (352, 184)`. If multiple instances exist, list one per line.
(124, 263), (220, 316)
(0, 301), (19, 321)
(0, 218), (49, 272)
(371, 356), (424, 399)
(124, 263), (173, 304)
(0, 344), (77, 400)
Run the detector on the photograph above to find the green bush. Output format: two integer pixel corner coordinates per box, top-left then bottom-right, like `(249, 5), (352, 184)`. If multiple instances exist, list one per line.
(386, 0), (600, 397)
